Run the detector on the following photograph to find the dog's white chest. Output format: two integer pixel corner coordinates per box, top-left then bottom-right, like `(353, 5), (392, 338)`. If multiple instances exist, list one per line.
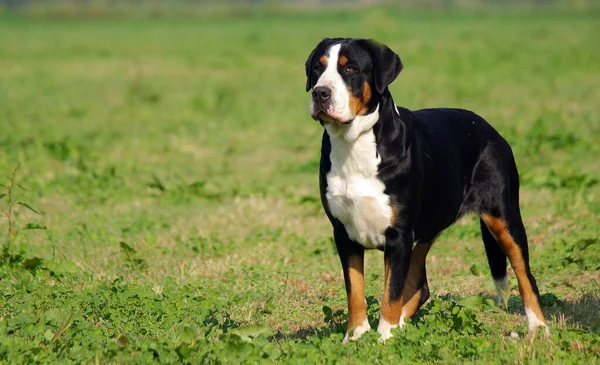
(325, 129), (392, 249)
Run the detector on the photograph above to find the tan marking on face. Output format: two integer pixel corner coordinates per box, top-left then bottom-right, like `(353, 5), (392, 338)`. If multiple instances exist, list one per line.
(381, 259), (403, 324)
(348, 81), (373, 117)
(400, 243), (432, 318)
(339, 55), (348, 66)
(349, 93), (361, 117)
(362, 81), (372, 105)
(347, 255), (367, 331)
(481, 214), (546, 323)
(319, 55), (328, 66)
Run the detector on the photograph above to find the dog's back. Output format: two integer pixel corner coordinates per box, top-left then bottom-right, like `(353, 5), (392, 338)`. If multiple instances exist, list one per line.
(399, 108), (518, 240)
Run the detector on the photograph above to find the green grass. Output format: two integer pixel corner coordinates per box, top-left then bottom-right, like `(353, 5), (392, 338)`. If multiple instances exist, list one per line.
(1, 6), (599, 364)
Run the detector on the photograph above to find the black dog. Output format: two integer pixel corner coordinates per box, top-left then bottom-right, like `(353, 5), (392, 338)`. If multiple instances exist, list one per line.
(304, 38), (548, 342)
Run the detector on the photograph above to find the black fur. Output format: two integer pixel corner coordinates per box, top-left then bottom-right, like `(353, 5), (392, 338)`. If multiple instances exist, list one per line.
(307, 38), (541, 314)
(351, 39), (403, 94)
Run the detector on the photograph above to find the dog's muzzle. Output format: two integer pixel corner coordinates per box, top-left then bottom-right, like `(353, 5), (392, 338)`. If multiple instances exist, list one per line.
(311, 86), (333, 120)
(312, 86), (332, 105)
(311, 86), (344, 124)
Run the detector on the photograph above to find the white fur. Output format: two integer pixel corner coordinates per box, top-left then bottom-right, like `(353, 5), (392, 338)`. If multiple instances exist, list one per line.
(314, 44), (393, 251)
(399, 313), (406, 328)
(525, 307), (549, 335)
(325, 107), (391, 249)
(310, 44), (355, 123)
(376, 314), (407, 342)
(376, 316), (397, 342)
(342, 318), (371, 343)
(493, 276), (509, 308)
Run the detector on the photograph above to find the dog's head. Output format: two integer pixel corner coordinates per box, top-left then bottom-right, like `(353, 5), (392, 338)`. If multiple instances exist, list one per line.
(305, 38), (403, 125)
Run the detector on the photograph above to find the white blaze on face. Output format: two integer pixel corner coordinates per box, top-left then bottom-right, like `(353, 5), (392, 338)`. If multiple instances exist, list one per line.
(310, 43), (354, 123)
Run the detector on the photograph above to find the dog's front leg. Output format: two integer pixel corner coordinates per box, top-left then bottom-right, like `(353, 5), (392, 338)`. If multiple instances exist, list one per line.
(377, 226), (413, 342)
(333, 227), (370, 343)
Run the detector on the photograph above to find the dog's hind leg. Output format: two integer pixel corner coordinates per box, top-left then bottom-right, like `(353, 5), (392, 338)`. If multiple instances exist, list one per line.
(480, 208), (548, 337)
(480, 219), (509, 309)
(470, 141), (547, 337)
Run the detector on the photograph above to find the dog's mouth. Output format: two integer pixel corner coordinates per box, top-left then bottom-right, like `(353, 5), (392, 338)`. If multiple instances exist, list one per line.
(313, 110), (353, 125)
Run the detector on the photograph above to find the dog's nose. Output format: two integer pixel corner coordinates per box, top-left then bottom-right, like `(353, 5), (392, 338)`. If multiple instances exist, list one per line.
(312, 86), (332, 103)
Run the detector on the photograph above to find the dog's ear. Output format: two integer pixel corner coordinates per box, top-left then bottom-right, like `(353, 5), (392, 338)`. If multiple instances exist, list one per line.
(305, 38), (340, 92)
(354, 39), (403, 94)
(304, 42), (320, 92)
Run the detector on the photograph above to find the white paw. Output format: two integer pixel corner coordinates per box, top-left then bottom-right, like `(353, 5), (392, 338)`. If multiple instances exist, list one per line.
(376, 316), (398, 343)
(525, 307), (549, 336)
(493, 277), (509, 309)
(342, 318), (371, 344)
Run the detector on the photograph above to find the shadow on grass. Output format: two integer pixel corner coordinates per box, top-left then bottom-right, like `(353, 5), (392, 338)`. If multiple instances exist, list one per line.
(451, 291), (600, 334)
(272, 309), (382, 342)
(273, 292), (599, 342)
(541, 292), (600, 333)
(272, 324), (344, 341)
(501, 292), (600, 333)
(273, 295), (382, 341)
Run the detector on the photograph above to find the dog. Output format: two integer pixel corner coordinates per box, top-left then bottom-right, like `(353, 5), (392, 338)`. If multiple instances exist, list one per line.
(304, 38), (548, 342)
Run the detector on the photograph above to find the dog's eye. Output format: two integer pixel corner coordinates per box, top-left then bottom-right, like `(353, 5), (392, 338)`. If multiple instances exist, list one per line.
(344, 66), (357, 75)
(314, 64), (324, 72)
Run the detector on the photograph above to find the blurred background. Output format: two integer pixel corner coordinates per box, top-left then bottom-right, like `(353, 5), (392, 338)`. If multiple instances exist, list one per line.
(0, 0), (598, 363)
(1, 0), (598, 16)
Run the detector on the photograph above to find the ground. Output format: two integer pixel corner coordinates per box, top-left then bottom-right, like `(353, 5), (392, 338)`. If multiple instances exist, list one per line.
(0, 6), (599, 364)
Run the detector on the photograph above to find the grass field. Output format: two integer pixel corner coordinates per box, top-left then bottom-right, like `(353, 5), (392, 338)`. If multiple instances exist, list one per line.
(1, 6), (599, 364)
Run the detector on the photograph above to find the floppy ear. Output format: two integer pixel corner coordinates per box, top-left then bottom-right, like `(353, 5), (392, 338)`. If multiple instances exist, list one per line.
(355, 39), (403, 94)
(304, 44), (319, 92)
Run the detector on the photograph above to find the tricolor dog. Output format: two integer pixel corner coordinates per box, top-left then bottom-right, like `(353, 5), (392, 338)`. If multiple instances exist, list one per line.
(304, 38), (548, 342)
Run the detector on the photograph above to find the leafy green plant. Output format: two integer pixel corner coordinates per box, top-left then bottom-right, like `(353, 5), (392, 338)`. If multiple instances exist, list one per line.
(322, 305), (345, 327)
(0, 165), (46, 265)
(119, 241), (148, 270)
(412, 298), (489, 336)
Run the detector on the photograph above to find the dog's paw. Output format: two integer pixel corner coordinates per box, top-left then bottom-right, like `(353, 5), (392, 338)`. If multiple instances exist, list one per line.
(376, 316), (401, 343)
(493, 277), (509, 310)
(342, 319), (371, 344)
(525, 307), (550, 340)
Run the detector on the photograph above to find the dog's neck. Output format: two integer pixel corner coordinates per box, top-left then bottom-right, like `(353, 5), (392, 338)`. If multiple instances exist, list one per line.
(324, 90), (407, 148)
(372, 90), (410, 153)
(324, 105), (380, 142)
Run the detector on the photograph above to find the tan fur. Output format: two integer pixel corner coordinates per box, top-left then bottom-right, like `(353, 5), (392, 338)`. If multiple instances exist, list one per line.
(339, 55), (348, 66)
(348, 81), (373, 117)
(400, 243), (432, 318)
(389, 202), (401, 226)
(319, 55), (328, 66)
(381, 259), (403, 324)
(481, 214), (546, 322)
(347, 255), (367, 331)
